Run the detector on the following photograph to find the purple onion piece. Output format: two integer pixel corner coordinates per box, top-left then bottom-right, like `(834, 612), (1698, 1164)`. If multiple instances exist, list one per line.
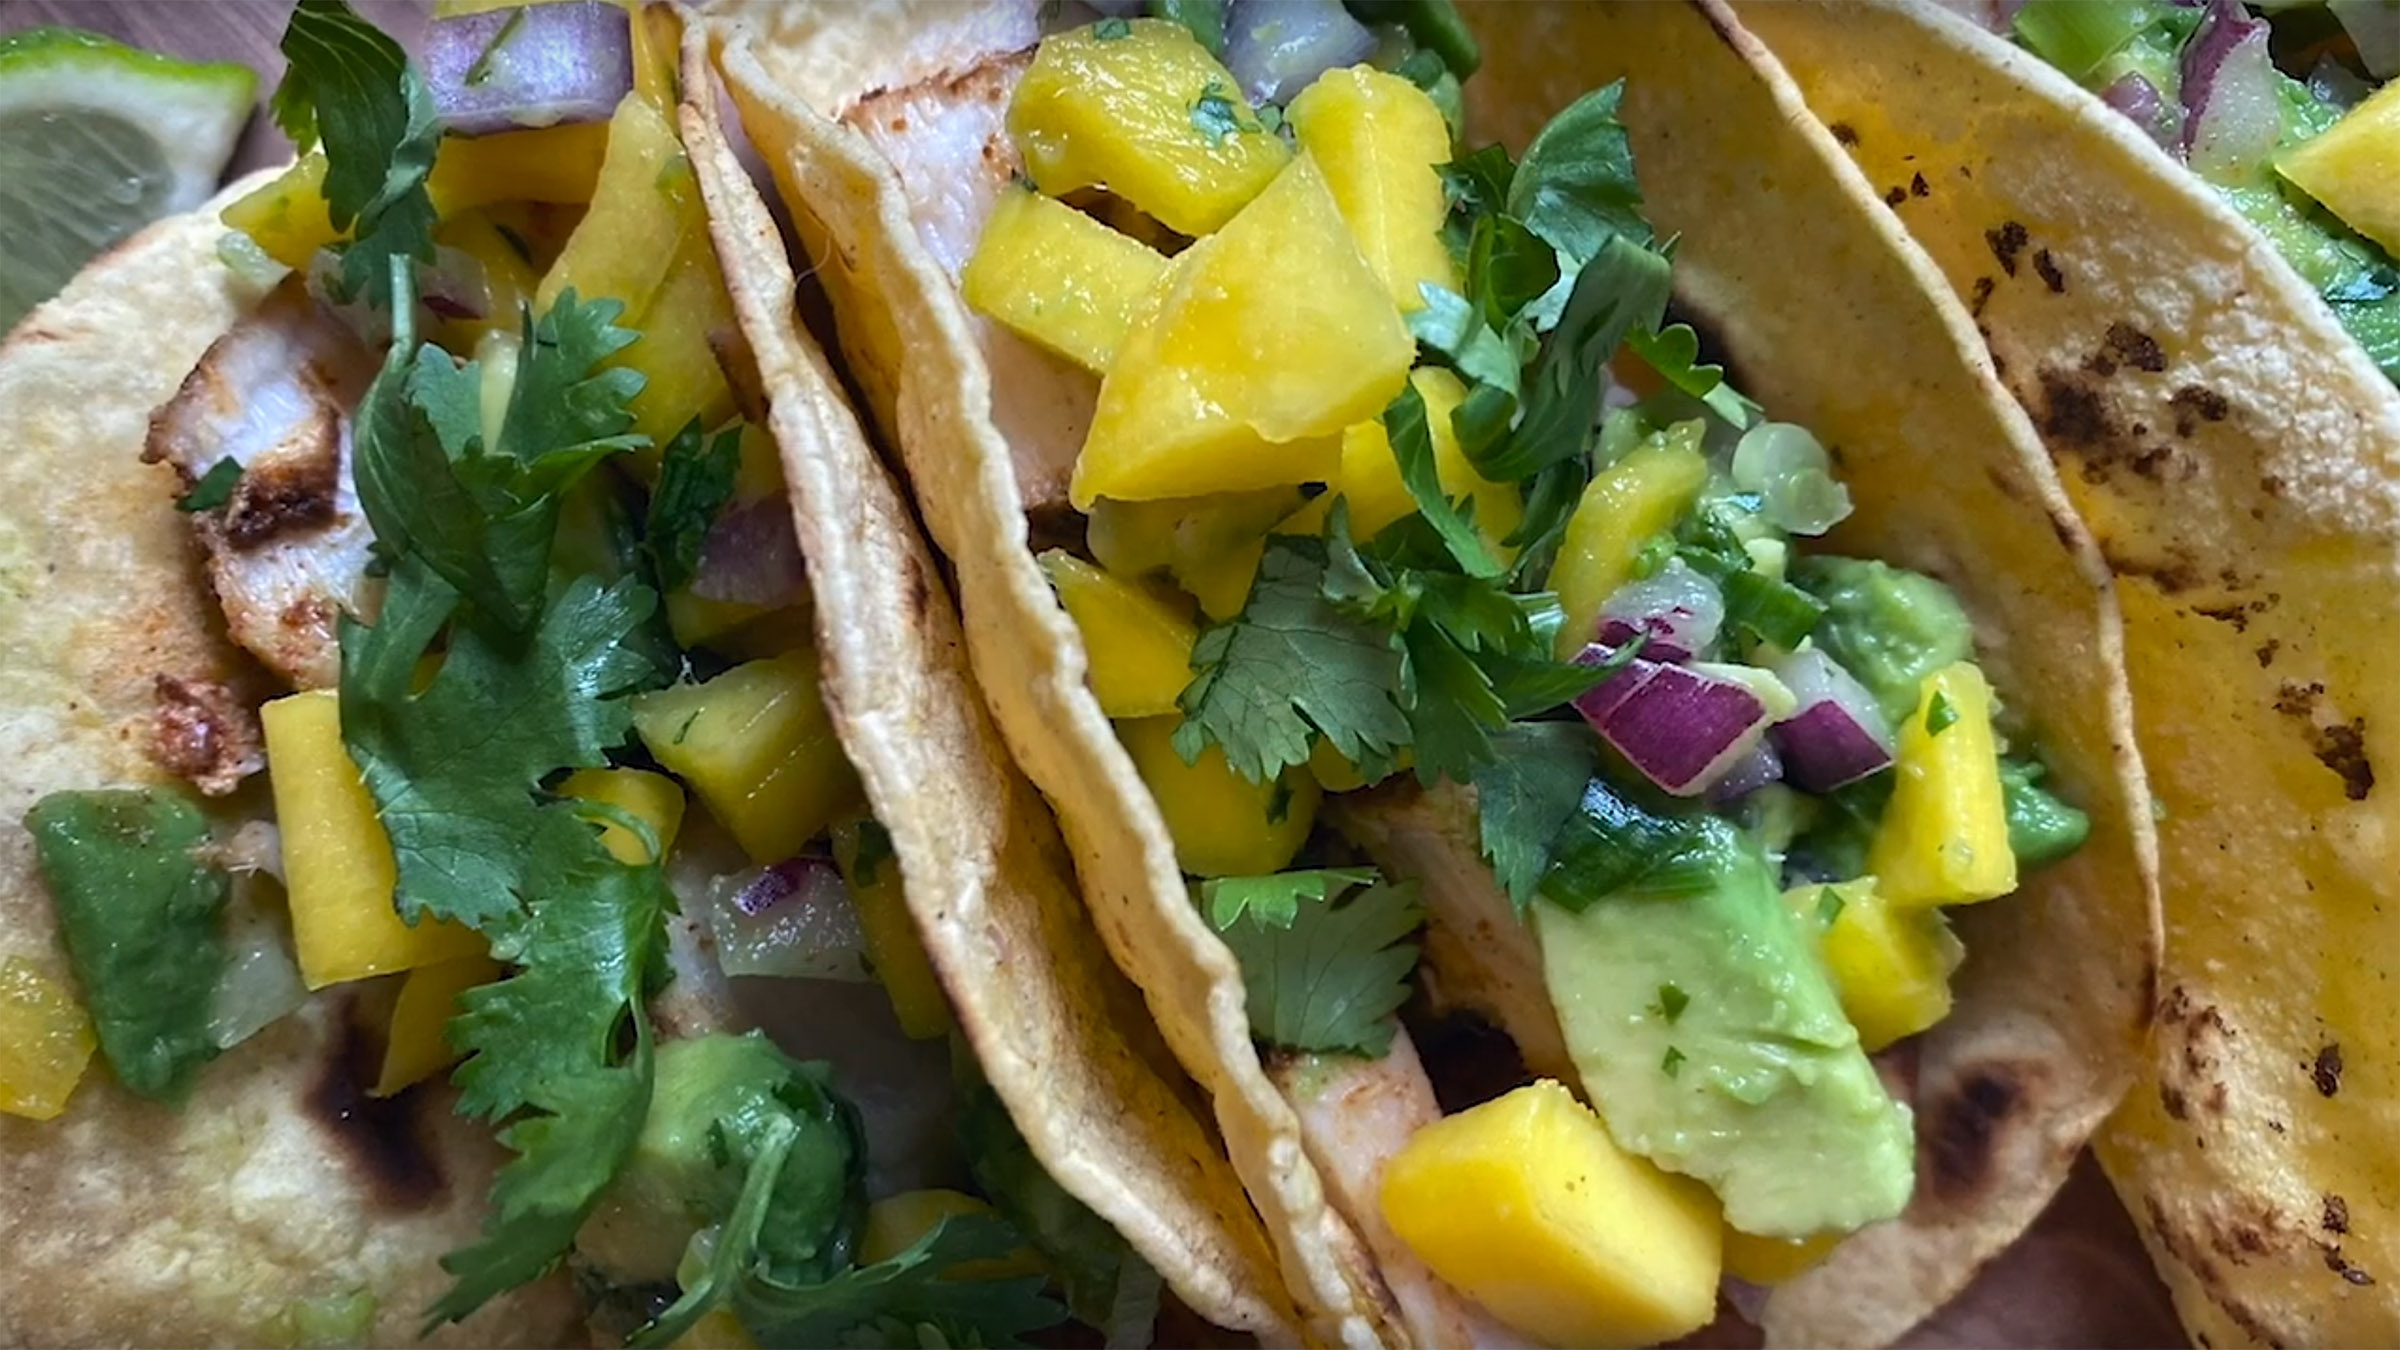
(2181, 0), (2280, 176)
(424, 1), (634, 139)
(1594, 561), (1723, 663)
(733, 856), (822, 915)
(1769, 649), (1895, 792)
(714, 856), (873, 982)
(692, 497), (808, 606)
(1571, 645), (1774, 797)
(1222, 0), (1378, 106)
(2101, 73), (2181, 152)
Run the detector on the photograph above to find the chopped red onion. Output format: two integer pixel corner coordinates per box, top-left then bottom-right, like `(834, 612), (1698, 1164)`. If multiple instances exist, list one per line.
(1595, 560), (1723, 663)
(1769, 648), (1895, 792)
(2102, 73), (2181, 152)
(1709, 739), (1784, 803)
(1572, 645), (1776, 796)
(2183, 1), (2282, 180)
(1730, 422), (1851, 536)
(424, 1), (634, 139)
(711, 856), (872, 981)
(1223, 0), (1378, 106)
(691, 497), (807, 606)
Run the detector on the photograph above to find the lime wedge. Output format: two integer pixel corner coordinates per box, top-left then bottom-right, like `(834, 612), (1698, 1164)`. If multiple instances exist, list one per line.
(0, 28), (258, 333)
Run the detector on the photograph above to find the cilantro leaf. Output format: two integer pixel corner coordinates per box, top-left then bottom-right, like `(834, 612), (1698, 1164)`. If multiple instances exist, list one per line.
(1466, 209), (1560, 331)
(1175, 534), (1410, 785)
(1505, 82), (1650, 328)
(1540, 791), (1741, 913)
(629, 1112), (798, 1349)
(1673, 508), (1827, 650)
(1383, 381), (1502, 579)
(1190, 78), (1248, 144)
(732, 1215), (1067, 1349)
(1655, 983), (1689, 1022)
(647, 419), (743, 592)
(272, 0), (441, 307)
(1470, 722), (1600, 908)
(176, 457), (243, 512)
(1408, 285), (1521, 395)
(1476, 235), (1672, 484)
(1214, 874), (1423, 1057)
(1623, 322), (1761, 430)
(1199, 867), (1379, 931)
(1398, 618), (1506, 784)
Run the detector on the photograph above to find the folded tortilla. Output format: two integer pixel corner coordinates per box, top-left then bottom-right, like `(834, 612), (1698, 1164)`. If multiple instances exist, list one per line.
(1727, 3), (2400, 1343)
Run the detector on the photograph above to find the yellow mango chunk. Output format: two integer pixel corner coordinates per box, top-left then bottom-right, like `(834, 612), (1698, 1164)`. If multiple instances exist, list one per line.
(1721, 1225), (1843, 1286)
(560, 767), (687, 865)
(1785, 878), (1964, 1052)
(1073, 154), (1412, 508)
(668, 1308), (756, 1350)
(618, 234), (740, 450)
(1010, 19), (1291, 236)
(0, 956), (96, 1121)
(832, 816), (951, 1040)
(426, 120), (610, 218)
(1086, 488), (1304, 621)
(861, 1190), (1045, 1277)
(1867, 663), (2017, 907)
(222, 153), (341, 270)
(631, 651), (863, 865)
(431, 207), (544, 351)
(964, 187), (1170, 374)
(1330, 367), (1522, 552)
(1549, 422), (1711, 657)
(2277, 80), (2400, 256)
(1040, 550), (1199, 718)
(536, 93), (695, 316)
(372, 951), (504, 1098)
(1288, 65), (1457, 312)
(1380, 1080), (1723, 1346)
(629, 0), (684, 113)
(261, 691), (484, 990)
(1117, 716), (1318, 877)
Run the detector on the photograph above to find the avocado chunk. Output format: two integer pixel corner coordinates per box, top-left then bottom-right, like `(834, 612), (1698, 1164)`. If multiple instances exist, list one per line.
(2001, 756), (2090, 869)
(1795, 556), (1973, 729)
(1534, 821), (1914, 1237)
(576, 1032), (864, 1284)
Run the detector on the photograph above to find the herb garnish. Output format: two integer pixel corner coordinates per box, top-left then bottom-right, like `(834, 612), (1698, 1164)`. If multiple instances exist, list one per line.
(1189, 78), (1247, 145)
(1926, 690), (1959, 735)
(1205, 870), (1423, 1057)
(176, 457), (243, 513)
(270, 0), (440, 307)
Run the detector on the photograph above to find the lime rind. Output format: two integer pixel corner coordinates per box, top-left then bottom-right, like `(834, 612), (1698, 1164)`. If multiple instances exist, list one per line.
(0, 28), (258, 214)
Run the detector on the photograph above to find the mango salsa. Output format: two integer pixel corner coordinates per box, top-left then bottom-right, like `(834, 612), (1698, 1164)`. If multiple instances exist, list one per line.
(1867, 662), (2017, 907)
(0, 956), (96, 1120)
(963, 187), (1170, 373)
(2276, 80), (2400, 256)
(222, 153), (341, 270)
(1721, 1225), (1842, 1286)
(536, 92), (695, 317)
(1549, 422), (1711, 658)
(617, 232), (741, 450)
(1117, 715), (1318, 876)
(560, 767), (687, 865)
(1288, 65), (1458, 312)
(425, 121), (610, 218)
(1785, 878), (1964, 1052)
(630, 651), (862, 865)
(859, 1190), (1043, 1277)
(1009, 18), (1291, 237)
(1329, 367), (1521, 551)
(833, 816), (950, 1040)
(1072, 154), (1413, 508)
(372, 950), (503, 1098)
(1380, 1080), (1723, 1347)
(1085, 487), (1304, 621)
(431, 207), (543, 350)
(260, 691), (484, 989)
(1039, 550), (1198, 718)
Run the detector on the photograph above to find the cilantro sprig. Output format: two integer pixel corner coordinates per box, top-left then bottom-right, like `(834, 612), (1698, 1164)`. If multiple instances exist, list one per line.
(271, 0), (441, 307)
(1203, 870), (1424, 1057)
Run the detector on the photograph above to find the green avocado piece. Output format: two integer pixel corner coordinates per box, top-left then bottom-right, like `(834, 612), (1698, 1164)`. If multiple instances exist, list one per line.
(1795, 556), (1973, 729)
(1535, 824), (1914, 1238)
(26, 787), (229, 1104)
(2001, 757), (2091, 869)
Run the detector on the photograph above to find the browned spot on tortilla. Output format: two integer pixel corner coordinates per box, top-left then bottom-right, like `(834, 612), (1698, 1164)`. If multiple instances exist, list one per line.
(2144, 1196), (2291, 1349)
(2258, 639), (2282, 668)
(2275, 681), (2325, 719)
(2170, 383), (2231, 437)
(1986, 220), (2029, 276)
(902, 554), (933, 626)
(711, 324), (770, 424)
(2033, 366), (2117, 448)
(308, 996), (446, 1212)
(2210, 1200), (2284, 1264)
(2161, 1080), (2190, 1121)
(1926, 1062), (2024, 1202)
(1829, 120), (1859, 145)
(2312, 719), (2375, 801)
(1884, 185), (1907, 207)
(1909, 171), (1929, 198)
(2195, 604), (2253, 633)
(2033, 248), (2065, 293)
(2324, 1194), (2351, 1234)
(1969, 276), (1995, 316)
(2313, 1042), (2345, 1097)
(150, 674), (264, 796)
(2100, 540), (2201, 594)
(220, 410), (342, 549)
(2206, 1081), (2229, 1114)
(2325, 1245), (2377, 1286)
(2104, 322), (2168, 373)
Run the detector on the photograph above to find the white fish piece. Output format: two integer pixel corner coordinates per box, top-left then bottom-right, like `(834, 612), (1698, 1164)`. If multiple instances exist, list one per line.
(144, 279), (379, 691)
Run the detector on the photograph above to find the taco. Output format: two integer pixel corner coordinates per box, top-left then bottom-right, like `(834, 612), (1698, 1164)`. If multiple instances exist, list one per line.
(0, 2), (1286, 1344)
(1721, 2), (2400, 1343)
(704, 0), (2161, 1345)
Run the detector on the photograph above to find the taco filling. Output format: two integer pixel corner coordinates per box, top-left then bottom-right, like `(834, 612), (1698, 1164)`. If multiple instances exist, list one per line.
(6, 3), (1159, 1344)
(945, 6), (2096, 1342)
(1972, 0), (2400, 379)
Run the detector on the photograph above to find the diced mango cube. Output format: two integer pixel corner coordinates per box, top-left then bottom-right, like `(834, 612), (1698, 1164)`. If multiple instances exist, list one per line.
(431, 206), (544, 350)
(1380, 1080), (1723, 1347)
(1867, 663), (2017, 907)
(616, 231), (741, 450)
(426, 120), (610, 219)
(1010, 19), (1292, 237)
(629, 0), (684, 113)
(372, 951), (504, 1098)
(536, 92), (695, 317)
(1784, 878), (1964, 1052)
(1549, 423), (1711, 657)
(1721, 1225), (1843, 1286)
(0, 955), (96, 1120)
(222, 152), (341, 270)
(1086, 488), (1305, 621)
(261, 691), (485, 990)
(833, 816), (951, 1040)
(1040, 550), (1199, 718)
(560, 767), (687, 865)
(1288, 65), (1458, 312)
(630, 651), (862, 865)
(1072, 154), (1412, 508)
(964, 187), (1170, 373)
(2277, 80), (2400, 256)
(1117, 716), (1318, 877)
(1330, 367), (1522, 552)
(668, 1307), (756, 1350)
